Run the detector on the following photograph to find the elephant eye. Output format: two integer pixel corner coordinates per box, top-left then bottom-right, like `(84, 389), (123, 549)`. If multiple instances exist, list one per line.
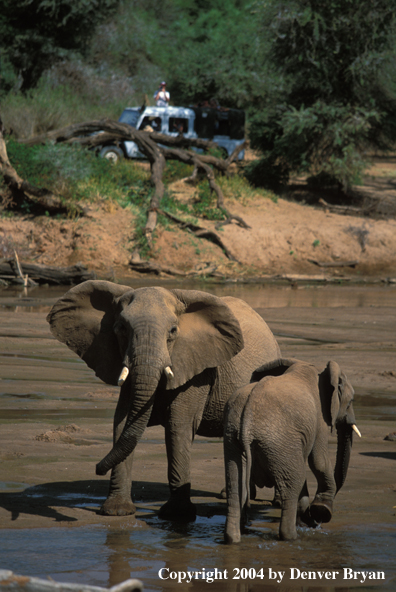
(114, 322), (127, 336)
(168, 325), (178, 340)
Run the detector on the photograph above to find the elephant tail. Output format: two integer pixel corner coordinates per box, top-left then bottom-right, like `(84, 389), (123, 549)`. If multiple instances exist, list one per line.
(245, 442), (252, 512)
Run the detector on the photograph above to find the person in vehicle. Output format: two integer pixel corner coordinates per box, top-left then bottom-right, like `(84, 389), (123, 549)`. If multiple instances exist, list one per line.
(154, 82), (170, 107)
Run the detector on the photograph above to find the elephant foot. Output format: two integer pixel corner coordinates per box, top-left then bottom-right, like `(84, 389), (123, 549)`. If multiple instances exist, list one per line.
(158, 483), (196, 522)
(98, 496), (136, 516)
(309, 500), (333, 524)
(219, 486), (227, 500)
(224, 530), (241, 545)
(297, 507), (318, 529)
(158, 498), (196, 522)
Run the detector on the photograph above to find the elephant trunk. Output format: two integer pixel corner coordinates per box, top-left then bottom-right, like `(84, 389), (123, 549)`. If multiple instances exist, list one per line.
(334, 422), (353, 493)
(96, 339), (167, 476)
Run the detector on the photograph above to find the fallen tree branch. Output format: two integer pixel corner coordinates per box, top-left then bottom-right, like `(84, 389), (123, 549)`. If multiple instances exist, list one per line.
(17, 119), (249, 240)
(0, 259), (96, 285)
(129, 251), (225, 278)
(308, 258), (359, 268)
(318, 197), (372, 216)
(161, 147), (250, 229)
(159, 209), (238, 261)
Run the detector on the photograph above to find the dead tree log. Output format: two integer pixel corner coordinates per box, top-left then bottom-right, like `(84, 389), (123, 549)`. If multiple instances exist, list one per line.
(0, 259), (96, 285)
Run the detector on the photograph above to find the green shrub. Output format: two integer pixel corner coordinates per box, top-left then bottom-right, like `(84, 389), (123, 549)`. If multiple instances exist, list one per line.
(5, 138), (152, 209)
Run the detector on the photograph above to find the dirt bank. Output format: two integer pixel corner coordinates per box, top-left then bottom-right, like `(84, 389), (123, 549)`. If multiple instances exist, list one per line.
(1, 157), (396, 282)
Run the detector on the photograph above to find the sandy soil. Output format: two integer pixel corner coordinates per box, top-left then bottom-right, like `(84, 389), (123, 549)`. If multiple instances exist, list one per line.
(1, 157), (396, 282)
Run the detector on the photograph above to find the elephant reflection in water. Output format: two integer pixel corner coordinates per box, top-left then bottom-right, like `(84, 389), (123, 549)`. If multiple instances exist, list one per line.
(47, 281), (280, 522)
(224, 358), (360, 543)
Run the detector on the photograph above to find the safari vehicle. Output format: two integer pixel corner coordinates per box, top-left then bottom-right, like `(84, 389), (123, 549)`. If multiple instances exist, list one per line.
(99, 105), (245, 162)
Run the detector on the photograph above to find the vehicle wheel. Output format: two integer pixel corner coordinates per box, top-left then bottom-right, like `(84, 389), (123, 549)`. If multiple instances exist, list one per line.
(100, 146), (124, 162)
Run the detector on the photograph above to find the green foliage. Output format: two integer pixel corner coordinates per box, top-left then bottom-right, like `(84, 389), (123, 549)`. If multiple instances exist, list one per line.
(162, 161), (194, 184)
(0, 0), (119, 92)
(191, 183), (227, 221)
(250, 0), (396, 190)
(5, 138), (152, 209)
(217, 173), (278, 203)
(156, 2), (268, 107)
(88, 0), (268, 108)
(1, 67), (134, 138)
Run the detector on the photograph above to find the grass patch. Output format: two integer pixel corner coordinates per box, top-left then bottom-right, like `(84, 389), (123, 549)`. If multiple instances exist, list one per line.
(218, 174), (278, 204)
(5, 138), (152, 213)
(163, 160), (194, 184)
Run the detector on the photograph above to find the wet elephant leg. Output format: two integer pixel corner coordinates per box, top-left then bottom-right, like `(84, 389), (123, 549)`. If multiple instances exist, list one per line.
(224, 438), (246, 544)
(99, 383), (136, 516)
(296, 480), (318, 528)
(308, 438), (337, 524)
(277, 460), (306, 540)
(158, 383), (211, 522)
(279, 497), (299, 540)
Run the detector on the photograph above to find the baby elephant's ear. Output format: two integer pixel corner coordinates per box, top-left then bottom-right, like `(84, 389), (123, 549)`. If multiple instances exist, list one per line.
(167, 289), (244, 390)
(320, 360), (341, 428)
(47, 280), (133, 385)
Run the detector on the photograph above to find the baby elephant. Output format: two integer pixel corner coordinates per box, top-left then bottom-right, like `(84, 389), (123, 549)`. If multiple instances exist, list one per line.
(223, 358), (360, 543)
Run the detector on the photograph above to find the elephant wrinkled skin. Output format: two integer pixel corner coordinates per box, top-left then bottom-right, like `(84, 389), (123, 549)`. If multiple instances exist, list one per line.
(47, 281), (280, 522)
(223, 358), (359, 543)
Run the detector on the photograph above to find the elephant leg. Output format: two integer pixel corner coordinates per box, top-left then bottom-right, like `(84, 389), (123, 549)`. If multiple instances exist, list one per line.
(296, 480), (317, 528)
(308, 440), (337, 524)
(99, 384), (136, 516)
(158, 382), (211, 522)
(224, 438), (246, 544)
(277, 461), (306, 540)
(279, 497), (299, 540)
(158, 422), (197, 521)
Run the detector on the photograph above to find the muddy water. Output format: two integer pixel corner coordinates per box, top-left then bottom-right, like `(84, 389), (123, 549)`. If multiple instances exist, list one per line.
(0, 281), (395, 591)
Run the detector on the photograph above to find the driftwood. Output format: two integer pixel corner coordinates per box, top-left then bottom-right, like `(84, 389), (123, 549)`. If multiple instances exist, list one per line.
(0, 570), (142, 592)
(19, 119), (248, 245)
(129, 250), (224, 278)
(0, 259), (96, 285)
(308, 258), (359, 268)
(318, 198), (371, 216)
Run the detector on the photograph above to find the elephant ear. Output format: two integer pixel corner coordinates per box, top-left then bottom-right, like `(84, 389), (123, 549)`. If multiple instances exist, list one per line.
(320, 360), (341, 429)
(167, 289), (244, 390)
(46, 280), (133, 385)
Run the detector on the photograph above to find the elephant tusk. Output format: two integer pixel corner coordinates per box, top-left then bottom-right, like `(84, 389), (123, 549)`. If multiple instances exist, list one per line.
(352, 424), (362, 438)
(117, 366), (129, 387)
(165, 366), (174, 378)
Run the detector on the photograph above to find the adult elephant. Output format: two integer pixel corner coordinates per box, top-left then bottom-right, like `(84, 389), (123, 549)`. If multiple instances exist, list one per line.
(47, 281), (280, 522)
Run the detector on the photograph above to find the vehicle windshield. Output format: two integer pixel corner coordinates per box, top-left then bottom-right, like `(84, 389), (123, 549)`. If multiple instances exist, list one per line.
(119, 109), (141, 128)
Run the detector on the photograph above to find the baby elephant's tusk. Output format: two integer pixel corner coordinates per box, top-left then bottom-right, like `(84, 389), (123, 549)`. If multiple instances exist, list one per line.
(118, 366), (129, 387)
(165, 366), (174, 378)
(352, 424), (362, 438)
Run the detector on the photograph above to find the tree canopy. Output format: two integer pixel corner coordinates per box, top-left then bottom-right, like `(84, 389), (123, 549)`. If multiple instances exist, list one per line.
(248, 0), (396, 189)
(2, 0), (396, 191)
(0, 0), (118, 92)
